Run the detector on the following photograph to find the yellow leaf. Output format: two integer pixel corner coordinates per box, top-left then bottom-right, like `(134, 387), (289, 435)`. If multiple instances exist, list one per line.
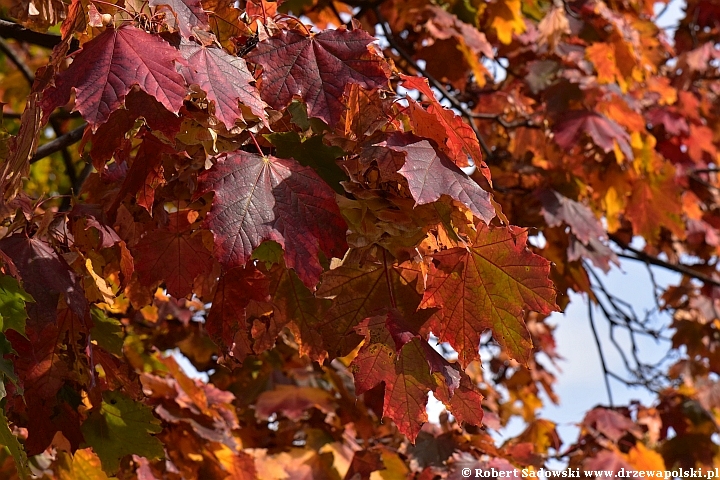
(371, 449), (409, 480)
(628, 443), (665, 471)
(85, 258), (115, 306)
(57, 449), (116, 480)
(489, 0), (526, 45)
(604, 186), (623, 233)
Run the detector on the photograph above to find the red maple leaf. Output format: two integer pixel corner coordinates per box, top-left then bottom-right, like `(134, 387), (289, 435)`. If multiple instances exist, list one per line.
(149, 0), (209, 38)
(553, 110), (633, 161)
(351, 311), (483, 441)
(206, 265), (270, 362)
(41, 26), (187, 127)
(401, 74), (485, 171)
(179, 41), (266, 129)
(420, 224), (558, 367)
(132, 212), (214, 299)
(245, 28), (388, 126)
(387, 135), (495, 224)
(197, 151), (347, 288)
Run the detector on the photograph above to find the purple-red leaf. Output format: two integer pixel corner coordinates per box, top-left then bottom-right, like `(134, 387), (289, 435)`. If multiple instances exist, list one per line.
(180, 41), (265, 129)
(41, 26), (187, 127)
(387, 136), (495, 224)
(0, 234), (88, 325)
(132, 212), (214, 298)
(149, 0), (209, 38)
(197, 151), (347, 288)
(246, 28), (388, 126)
(553, 110), (633, 161)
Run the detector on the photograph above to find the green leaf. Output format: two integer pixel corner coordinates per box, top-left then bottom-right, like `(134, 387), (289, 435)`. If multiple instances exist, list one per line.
(287, 100), (310, 130)
(0, 332), (18, 387)
(90, 308), (124, 357)
(81, 391), (164, 474)
(251, 240), (284, 268)
(0, 275), (33, 336)
(0, 408), (29, 480)
(265, 131), (348, 194)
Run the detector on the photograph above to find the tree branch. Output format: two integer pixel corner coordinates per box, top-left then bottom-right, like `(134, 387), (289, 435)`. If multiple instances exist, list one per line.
(0, 19), (79, 52)
(610, 234), (720, 288)
(30, 124), (86, 164)
(0, 37), (34, 84)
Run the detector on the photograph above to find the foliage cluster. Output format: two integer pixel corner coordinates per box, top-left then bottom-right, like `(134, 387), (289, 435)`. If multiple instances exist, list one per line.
(0, 0), (719, 477)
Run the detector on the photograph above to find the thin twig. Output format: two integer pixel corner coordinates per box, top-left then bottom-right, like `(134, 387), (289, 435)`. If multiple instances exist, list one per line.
(588, 299), (614, 406)
(0, 37), (34, 84)
(30, 124), (87, 164)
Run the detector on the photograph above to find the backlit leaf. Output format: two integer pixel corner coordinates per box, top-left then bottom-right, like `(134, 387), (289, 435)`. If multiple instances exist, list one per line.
(420, 224), (557, 366)
(132, 212), (214, 299)
(81, 391), (164, 474)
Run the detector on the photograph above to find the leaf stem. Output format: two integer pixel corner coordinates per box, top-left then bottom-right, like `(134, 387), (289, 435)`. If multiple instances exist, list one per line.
(248, 131), (264, 155)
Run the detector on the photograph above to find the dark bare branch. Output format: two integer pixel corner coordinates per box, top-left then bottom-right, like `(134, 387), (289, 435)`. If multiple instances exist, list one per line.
(610, 234), (720, 288)
(30, 124), (87, 164)
(0, 19), (78, 52)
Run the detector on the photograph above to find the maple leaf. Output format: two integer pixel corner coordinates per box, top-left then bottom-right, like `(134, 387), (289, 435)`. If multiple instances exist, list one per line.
(206, 265), (269, 362)
(351, 315), (433, 441)
(0, 234), (88, 325)
(350, 311), (483, 441)
(586, 42), (623, 86)
(488, 0), (526, 45)
(400, 75), (486, 172)
(625, 164), (685, 243)
(179, 41), (266, 129)
(109, 131), (175, 214)
(315, 259), (423, 357)
(553, 110), (633, 161)
(245, 28), (389, 126)
(255, 385), (335, 421)
(538, 190), (618, 272)
(7, 308), (85, 454)
(81, 391), (164, 474)
(90, 308), (124, 357)
(387, 135), (495, 224)
(197, 151), (347, 288)
(56, 449), (112, 480)
(0, 274), (33, 335)
(0, 409), (29, 480)
(419, 224), (558, 367)
(41, 26), (187, 127)
(269, 266), (331, 362)
(149, 0), (209, 38)
(132, 211), (214, 299)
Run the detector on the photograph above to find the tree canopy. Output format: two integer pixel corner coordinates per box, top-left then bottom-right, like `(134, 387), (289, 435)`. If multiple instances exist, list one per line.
(0, 0), (718, 477)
